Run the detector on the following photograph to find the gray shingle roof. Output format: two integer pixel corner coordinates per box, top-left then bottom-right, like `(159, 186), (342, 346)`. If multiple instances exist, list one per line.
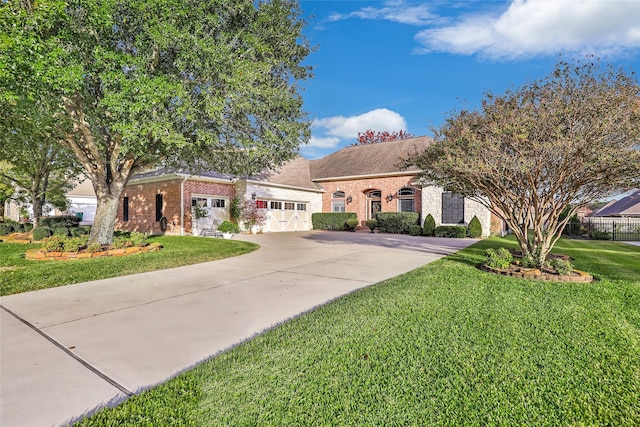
(590, 191), (640, 217)
(309, 136), (432, 180)
(129, 136), (432, 189)
(250, 156), (322, 190)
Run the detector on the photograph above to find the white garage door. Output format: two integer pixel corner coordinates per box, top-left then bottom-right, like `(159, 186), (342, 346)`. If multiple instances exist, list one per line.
(260, 200), (309, 232)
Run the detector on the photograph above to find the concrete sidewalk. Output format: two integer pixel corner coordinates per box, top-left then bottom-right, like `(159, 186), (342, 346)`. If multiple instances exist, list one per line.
(1, 231), (476, 427)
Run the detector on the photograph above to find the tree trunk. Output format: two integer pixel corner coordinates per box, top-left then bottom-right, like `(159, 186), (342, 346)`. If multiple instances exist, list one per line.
(90, 192), (121, 245)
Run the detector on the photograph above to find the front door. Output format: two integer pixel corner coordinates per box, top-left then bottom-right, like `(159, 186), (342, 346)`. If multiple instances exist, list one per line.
(366, 190), (382, 220)
(369, 201), (382, 220)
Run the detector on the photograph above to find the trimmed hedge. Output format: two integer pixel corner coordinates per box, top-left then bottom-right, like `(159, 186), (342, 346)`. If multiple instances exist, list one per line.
(468, 215), (482, 238)
(32, 227), (53, 241)
(39, 215), (81, 229)
(409, 225), (422, 236)
(422, 214), (436, 236)
(0, 223), (12, 235)
(435, 225), (467, 238)
(376, 212), (419, 234)
(311, 212), (358, 231)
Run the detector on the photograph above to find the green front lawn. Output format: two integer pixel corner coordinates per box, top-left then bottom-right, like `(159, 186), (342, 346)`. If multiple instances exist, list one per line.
(0, 236), (258, 296)
(77, 237), (640, 426)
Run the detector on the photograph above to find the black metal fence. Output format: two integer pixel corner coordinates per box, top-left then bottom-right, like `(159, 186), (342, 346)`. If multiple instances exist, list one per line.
(564, 218), (640, 241)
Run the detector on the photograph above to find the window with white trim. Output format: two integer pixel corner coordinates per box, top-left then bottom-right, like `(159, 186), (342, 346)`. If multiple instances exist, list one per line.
(270, 201), (282, 210)
(284, 202), (295, 210)
(398, 187), (416, 212)
(297, 203), (307, 211)
(332, 191), (345, 213)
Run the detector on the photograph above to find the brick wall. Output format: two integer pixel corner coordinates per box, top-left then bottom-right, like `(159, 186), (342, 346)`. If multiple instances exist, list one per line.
(319, 175), (422, 229)
(116, 179), (182, 235)
(115, 178), (235, 235)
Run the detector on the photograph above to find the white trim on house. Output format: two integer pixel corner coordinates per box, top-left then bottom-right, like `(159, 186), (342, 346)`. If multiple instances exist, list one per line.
(312, 170), (416, 182)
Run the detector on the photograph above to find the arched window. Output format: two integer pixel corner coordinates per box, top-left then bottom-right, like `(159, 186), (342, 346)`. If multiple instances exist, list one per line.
(398, 187), (416, 212)
(332, 191), (346, 212)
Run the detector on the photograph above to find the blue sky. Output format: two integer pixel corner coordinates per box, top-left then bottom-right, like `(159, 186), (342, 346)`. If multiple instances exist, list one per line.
(297, 0), (640, 159)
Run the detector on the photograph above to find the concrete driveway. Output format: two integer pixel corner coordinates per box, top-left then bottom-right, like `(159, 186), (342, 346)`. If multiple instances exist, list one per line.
(0, 231), (477, 427)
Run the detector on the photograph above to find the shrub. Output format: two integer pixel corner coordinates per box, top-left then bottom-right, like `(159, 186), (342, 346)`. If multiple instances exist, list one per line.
(218, 220), (240, 234)
(32, 227), (52, 241)
(409, 225), (422, 236)
(22, 222), (34, 232)
(4, 219), (21, 231)
(485, 248), (513, 269)
(130, 231), (148, 247)
(345, 218), (359, 231)
(365, 219), (377, 232)
(42, 236), (65, 252)
(422, 214), (436, 236)
(39, 215), (81, 229)
(312, 213), (357, 231)
(376, 212), (419, 234)
(468, 215), (482, 238)
(70, 227), (84, 237)
(53, 226), (70, 237)
(111, 237), (131, 249)
(86, 242), (103, 253)
(113, 230), (131, 238)
(550, 258), (574, 276)
(434, 225), (467, 238)
(589, 230), (611, 240)
(0, 223), (12, 235)
(63, 236), (89, 253)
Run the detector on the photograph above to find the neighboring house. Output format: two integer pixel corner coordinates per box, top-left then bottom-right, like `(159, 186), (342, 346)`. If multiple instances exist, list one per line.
(116, 137), (495, 236)
(57, 178), (97, 225)
(3, 177), (97, 225)
(588, 191), (640, 218)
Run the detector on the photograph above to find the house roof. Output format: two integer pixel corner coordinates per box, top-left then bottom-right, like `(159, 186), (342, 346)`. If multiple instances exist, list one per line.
(309, 136), (432, 180)
(590, 191), (640, 217)
(249, 156), (322, 191)
(127, 136), (433, 190)
(66, 178), (96, 197)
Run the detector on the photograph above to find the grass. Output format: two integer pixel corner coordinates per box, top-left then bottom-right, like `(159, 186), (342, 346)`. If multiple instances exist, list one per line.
(0, 236), (258, 296)
(75, 237), (640, 426)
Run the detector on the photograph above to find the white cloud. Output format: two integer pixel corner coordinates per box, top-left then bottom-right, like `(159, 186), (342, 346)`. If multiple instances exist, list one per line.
(415, 0), (640, 59)
(328, 0), (437, 26)
(306, 136), (341, 149)
(313, 108), (408, 139)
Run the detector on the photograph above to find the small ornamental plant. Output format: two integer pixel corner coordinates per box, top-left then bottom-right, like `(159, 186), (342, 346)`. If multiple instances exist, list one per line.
(485, 247), (513, 269)
(218, 220), (240, 234)
(422, 214), (436, 236)
(240, 200), (266, 231)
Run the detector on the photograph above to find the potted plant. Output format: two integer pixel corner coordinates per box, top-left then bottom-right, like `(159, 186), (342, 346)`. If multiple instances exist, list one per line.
(218, 220), (240, 239)
(240, 199), (266, 234)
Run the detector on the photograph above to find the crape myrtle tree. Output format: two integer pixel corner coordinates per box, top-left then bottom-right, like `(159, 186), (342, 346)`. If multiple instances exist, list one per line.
(0, 0), (312, 244)
(410, 59), (640, 267)
(354, 129), (415, 145)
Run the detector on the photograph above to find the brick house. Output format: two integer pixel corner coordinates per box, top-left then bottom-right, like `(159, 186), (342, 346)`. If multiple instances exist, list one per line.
(116, 136), (494, 236)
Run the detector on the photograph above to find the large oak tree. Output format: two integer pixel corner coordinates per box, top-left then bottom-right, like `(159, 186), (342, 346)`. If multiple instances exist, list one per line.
(1, 0), (312, 244)
(411, 59), (640, 267)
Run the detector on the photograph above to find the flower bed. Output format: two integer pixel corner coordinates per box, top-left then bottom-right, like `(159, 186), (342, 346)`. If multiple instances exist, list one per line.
(26, 242), (162, 261)
(479, 263), (593, 283)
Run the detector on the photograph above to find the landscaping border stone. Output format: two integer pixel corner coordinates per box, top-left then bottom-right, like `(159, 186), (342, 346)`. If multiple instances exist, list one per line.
(25, 242), (162, 261)
(480, 264), (593, 283)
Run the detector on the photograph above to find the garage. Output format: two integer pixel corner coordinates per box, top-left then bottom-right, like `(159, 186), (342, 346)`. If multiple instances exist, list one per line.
(257, 199), (310, 232)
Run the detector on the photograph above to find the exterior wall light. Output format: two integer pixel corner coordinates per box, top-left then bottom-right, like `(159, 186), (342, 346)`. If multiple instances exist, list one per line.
(346, 196), (353, 203)
(251, 192), (257, 200)
(387, 194), (393, 202)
